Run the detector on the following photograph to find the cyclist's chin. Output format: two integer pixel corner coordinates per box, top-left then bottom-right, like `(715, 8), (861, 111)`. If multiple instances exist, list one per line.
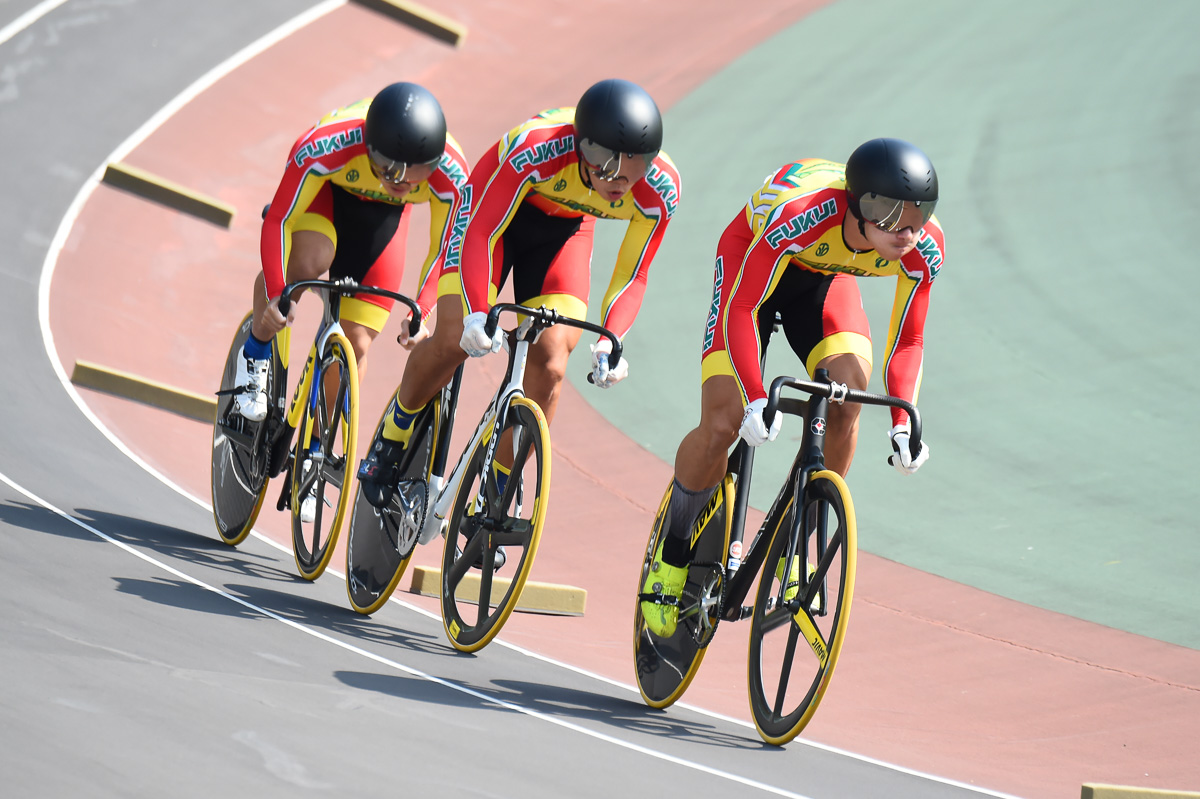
(876, 241), (917, 261)
(596, 187), (628, 203)
(382, 184), (414, 199)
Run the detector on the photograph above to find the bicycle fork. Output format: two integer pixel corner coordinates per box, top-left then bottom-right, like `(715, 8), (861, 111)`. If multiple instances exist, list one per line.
(419, 339), (532, 543)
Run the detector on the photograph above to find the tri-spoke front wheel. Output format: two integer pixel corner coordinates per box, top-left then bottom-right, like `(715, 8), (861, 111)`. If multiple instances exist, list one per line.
(747, 470), (856, 745)
(441, 398), (549, 653)
(290, 333), (358, 581)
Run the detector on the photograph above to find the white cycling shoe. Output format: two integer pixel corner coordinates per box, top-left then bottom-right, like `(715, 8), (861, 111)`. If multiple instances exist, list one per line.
(234, 355), (270, 422)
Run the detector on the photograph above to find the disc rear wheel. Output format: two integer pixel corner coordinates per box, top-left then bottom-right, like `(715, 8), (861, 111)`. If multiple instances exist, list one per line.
(211, 312), (283, 546)
(345, 392), (445, 614)
(633, 475), (731, 709)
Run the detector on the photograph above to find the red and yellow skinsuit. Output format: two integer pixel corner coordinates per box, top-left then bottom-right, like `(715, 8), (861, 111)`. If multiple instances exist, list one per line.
(703, 159), (946, 427)
(444, 108), (681, 339)
(260, 96), (469, 326)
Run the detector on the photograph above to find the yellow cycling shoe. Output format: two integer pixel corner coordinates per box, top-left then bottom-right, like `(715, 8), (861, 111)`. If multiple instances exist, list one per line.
(640, 540), (688, 638)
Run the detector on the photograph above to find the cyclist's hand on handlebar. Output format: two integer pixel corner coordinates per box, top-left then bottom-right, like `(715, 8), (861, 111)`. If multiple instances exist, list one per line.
(739, 398), (782, 447)
(888, 423), (930, 475)
(397, 312), (429, 351)
(589, 339), (628, 389)
(459, 311), (503, 358)
(261, 295), (294, 336)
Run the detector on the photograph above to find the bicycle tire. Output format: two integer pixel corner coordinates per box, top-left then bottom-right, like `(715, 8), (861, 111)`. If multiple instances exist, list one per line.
(441, 397), (549, 653)
(746, 469), (857, 745)
(210, 312), (284, 546)
(289, 331), (359, 581)
(633, 474), (733, 709)
(344, 390), (445, 615)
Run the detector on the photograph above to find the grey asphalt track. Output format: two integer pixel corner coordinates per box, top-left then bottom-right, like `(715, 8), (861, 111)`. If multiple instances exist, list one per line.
(0, 1), (1009, 797)
(579, 0), (1200, 650)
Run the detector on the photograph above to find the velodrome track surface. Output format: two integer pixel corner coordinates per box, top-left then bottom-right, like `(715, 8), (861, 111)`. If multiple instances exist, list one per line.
(6, 1), (1198, 798)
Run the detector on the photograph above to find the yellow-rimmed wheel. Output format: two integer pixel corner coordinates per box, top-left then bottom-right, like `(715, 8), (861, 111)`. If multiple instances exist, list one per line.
(633, 474), (733, 709)
(441, 397), (549, 652)
(747, 469), (856, 745)
(290, 332), (358, 581)
(211, 312), (284, 546)
(345, 388), (446, 614)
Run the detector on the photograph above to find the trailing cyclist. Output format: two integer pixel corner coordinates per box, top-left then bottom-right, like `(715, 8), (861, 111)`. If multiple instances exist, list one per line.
(233, 81), (468, 422)
(230, 82), (468, 520)
(641, 138), (944, 637)
(357, 78), (682, 519)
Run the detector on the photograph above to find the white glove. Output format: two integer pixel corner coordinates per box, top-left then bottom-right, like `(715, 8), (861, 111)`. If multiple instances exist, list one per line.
(739, 398), (782, 447)
(459, 311), (503, 358)
(888, 423), (930, 475)
(589, 339), (628, 389)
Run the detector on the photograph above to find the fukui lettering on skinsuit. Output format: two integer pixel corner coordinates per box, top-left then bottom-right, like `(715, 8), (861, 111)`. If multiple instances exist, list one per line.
(764, 197), (837, 249)
(914, 231), (943, 279)
(510, 134), (575, 172)
(294, 128), (363, 167)
(443, 184), (473, 270)
(439, 152), (468, 189)
(644, 164), (679, 216)
(704, 256), (724, 349)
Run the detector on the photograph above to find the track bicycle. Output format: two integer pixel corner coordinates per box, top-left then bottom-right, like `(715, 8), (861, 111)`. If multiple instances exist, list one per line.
(346, 303), (620, 650)
(633, 368), (922, 745)
(210, 277), (420, 581)
(344, 363), (463, 615)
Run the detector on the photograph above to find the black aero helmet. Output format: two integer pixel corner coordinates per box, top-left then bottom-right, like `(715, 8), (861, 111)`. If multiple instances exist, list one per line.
(845, 138), (938, 231)
(364, 82), (446, 170)
(574, 79), (662, 179)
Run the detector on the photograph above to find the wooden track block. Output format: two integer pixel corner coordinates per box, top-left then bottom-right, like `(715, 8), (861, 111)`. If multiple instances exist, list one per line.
(102, 162), (236, 228)
(71, 360), (216, 423)
(409, 565), (587, 616)
(351, 0), (467, 46)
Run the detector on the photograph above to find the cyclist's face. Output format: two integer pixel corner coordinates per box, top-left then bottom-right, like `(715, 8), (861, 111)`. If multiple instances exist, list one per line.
(580, 154), (648, 202)
(370, 159), (437, 198)
(861, 218), (921, 260)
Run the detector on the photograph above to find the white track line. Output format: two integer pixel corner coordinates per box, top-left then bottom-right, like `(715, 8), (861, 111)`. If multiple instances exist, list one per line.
(28, 3), (1020, 797)
(0, 0), (70, 47)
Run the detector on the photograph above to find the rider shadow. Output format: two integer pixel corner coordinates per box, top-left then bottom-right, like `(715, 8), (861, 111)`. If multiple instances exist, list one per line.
(219, 581), (453, 658)
(335, 669), (485, 711)
(112, 575), (268, 621)
(73, 506), (299, 584)
(486, 678), (762, 750)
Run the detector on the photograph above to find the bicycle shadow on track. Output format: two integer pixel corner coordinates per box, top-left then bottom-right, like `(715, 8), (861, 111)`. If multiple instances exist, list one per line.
(489, 677), (764, 750)
(333, 669), (761, 750)
(220, 580), (456, 658)
(73, 506), (300, 584)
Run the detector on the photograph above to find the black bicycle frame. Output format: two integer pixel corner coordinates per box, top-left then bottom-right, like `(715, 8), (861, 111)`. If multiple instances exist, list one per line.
(716, 369), (922, 622)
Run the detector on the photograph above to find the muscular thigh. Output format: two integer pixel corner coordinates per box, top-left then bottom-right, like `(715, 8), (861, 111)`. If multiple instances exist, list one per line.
(503, 203), (595, 320)
(318, 184), (409, 332)
(764, 268), (873, 378)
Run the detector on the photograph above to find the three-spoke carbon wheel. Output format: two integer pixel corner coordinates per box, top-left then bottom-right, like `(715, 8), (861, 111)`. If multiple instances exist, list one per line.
(441, 397), (549, 653)
(747, 470), (857, 745)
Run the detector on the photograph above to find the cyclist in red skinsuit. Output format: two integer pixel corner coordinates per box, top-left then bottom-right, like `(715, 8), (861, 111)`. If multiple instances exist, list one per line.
(357, 79), (682, 515)
(232, 82), (468, 425)
(641, 138), (944, 638)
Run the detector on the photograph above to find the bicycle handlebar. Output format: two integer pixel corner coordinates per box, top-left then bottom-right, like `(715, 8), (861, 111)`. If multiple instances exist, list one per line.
(483, 303), (623, 376)
(763, 375), (923, 459)
(276, 277), (422, 339)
